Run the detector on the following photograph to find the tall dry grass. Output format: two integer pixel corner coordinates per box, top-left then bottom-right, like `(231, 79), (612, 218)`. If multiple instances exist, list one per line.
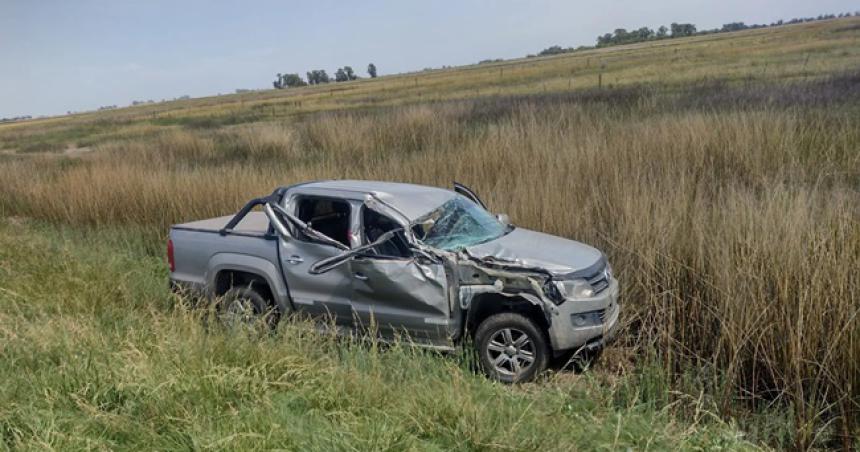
(1, 75), (858, 448)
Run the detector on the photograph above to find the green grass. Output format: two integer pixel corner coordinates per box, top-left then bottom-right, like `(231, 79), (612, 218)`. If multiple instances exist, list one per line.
(0, 219), (756, 450)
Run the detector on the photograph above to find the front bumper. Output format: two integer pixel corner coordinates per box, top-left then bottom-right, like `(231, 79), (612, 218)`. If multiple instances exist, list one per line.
(546, 278), (620, 351)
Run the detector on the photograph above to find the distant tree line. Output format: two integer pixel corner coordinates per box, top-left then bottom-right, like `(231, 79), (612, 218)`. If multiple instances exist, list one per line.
(274, 73), (307, 88)
(273, 63), (378, 89)
(531, 11), (859, 57)
(334, 66), (358, 82)
(0, 115), (32, 123)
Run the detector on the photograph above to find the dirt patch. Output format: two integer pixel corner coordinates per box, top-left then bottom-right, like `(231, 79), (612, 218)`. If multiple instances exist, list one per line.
(834, 23), (860, 33)
(64, 145), (93, 156)
(0, 144), (93, 157)
(2, 216), (30, 227)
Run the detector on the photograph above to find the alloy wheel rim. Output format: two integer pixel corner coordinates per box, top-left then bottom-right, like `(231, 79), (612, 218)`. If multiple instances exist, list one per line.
(486, 327), (535, 376)
(222, 298), (258, 328)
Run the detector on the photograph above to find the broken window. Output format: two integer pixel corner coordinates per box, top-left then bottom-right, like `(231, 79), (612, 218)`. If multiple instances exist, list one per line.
(296, 197), (351, 247)
(413, 196), (510, 251)
(362, 207), (412, 258)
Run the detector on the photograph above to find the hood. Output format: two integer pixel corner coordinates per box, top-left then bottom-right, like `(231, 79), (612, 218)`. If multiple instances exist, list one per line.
(465, 227), (605, 278)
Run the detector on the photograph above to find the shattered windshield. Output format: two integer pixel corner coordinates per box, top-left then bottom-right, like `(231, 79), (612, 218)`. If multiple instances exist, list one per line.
(412, 196), (510, 251)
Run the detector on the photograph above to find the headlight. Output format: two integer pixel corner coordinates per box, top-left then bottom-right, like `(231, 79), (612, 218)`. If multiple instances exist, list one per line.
(553, 279), (595, 300)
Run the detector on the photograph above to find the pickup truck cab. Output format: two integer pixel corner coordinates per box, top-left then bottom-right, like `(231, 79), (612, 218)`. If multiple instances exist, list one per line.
(169, 180), (619, 382)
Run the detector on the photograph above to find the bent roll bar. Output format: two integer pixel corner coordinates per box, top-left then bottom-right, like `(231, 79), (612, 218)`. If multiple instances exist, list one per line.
(218, 186), (289, 236)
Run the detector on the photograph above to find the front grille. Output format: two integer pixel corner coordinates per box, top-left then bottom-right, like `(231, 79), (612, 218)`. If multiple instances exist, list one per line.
(586, 266), (610, 295)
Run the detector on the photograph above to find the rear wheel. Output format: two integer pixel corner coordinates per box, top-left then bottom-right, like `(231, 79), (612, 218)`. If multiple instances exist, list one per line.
(218, 287), (278, 330)
(474, 313), (549, 383)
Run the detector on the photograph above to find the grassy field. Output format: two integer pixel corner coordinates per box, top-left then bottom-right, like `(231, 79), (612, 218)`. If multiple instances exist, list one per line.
(1, 17), (859, 450)
(0, 220), (755, 450)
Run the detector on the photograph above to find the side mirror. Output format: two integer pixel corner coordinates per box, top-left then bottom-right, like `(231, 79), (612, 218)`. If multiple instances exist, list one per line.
(495, 213), (510, 225)
(309, 228), (404, 275)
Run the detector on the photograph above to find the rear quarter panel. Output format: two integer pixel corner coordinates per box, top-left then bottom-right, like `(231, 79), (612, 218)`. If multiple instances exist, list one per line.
(169, 219), (290, 308)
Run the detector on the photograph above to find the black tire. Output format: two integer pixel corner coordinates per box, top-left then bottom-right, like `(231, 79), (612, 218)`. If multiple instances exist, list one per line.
(218, 286), (279, 330)
(474, 313), (550, 383)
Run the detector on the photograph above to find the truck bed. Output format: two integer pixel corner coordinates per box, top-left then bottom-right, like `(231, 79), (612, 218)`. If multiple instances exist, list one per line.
(173, 211), (270, 235)
(169, 211), (282, 294)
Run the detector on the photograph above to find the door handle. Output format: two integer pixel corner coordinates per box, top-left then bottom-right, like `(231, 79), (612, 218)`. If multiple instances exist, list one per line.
(286, 255), (304, 265)
(353, 272), (369, 281)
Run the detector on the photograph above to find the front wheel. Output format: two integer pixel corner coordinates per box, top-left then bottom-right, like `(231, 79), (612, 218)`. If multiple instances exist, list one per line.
(474, 313), (550, 383)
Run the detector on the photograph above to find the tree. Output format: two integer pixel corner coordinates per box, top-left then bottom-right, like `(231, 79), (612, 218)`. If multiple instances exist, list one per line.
(317, 70), (330, 84)
(306, 70), (330, 85)
(282, 73), (307, 88)
(273, 73), (306, 89)
(656, 25), (668, 38)
(596, 34), (613, 46)
(685, 23), (698, 36)
(721, 22), (748, 32)
(595, 26), (655, 47)
(367, 63), (377, 78)
(670, 22), (696, 37)
(539, 45), (569, 55)
(635, 27), (655, 40)
(343, 66), (358, 80)
(334, 68), (348, 82)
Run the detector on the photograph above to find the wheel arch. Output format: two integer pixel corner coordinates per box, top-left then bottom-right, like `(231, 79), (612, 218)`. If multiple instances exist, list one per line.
(206, 253), (291, 313)
(465, 293), (550, 340)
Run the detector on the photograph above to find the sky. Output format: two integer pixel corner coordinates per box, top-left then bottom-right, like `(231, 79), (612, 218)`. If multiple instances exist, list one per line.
(2, 0), (857, 118)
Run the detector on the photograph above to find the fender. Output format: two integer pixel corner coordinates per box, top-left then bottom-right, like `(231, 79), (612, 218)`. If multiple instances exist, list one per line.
(205, 252), (293, 314)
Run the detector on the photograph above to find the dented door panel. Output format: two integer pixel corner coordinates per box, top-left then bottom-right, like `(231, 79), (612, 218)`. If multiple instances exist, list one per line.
(349, 257), (452, 344)
(278, 232), (355, 324)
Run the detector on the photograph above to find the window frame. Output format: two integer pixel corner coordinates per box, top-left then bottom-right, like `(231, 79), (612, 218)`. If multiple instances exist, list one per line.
(358, 204), (414, 260)
(290, 194), (354, 249)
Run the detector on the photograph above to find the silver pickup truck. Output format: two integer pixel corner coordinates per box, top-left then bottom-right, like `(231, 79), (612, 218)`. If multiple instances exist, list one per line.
(169, 180), (619, 382)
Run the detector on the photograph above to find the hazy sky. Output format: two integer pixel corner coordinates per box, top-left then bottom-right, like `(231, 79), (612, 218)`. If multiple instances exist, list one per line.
(2, 0), (857, 117)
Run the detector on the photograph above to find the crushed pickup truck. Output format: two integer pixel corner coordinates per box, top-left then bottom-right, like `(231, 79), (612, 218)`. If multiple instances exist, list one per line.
(169, 180), (620, 382)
